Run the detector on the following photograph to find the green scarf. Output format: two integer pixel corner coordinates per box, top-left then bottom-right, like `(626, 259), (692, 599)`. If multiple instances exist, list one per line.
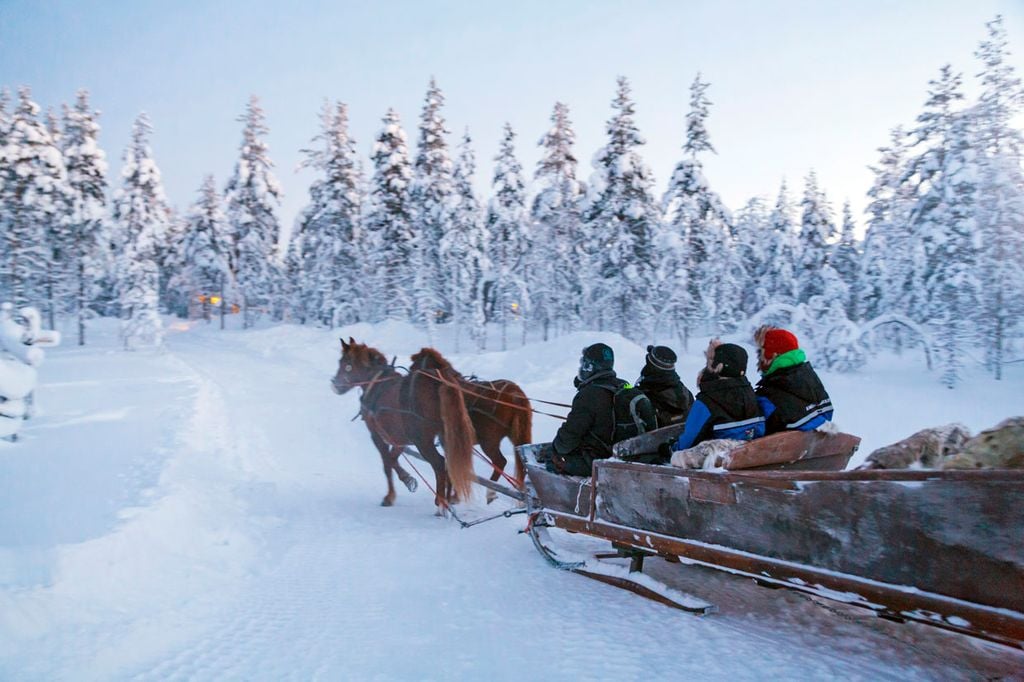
(764, 348), (806, 376)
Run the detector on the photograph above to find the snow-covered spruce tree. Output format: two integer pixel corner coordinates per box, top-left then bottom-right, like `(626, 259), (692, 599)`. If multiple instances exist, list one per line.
(442, 129), (488, 352)
(584, 76), (660, 339)
(113, 113), (167, 349)
(0, 88), (69, 312)
(0, 89), (10, 305)
(486, 123), (530, 350)
(660, 74), (735, 343)
(224, 96), (283, 329)
(810, 263), (863, 372)
(973, 15), (1024, 379)
(859, 127), (915, 323)
(282, 215), (306, 323)
(293, 101), (363, 327)
(409, 78), (454, 334)
(363, 108), (414, 322)
(930, 118), (981, 389)
(174, 175), (231, 323)
(900, 64), (967, 326)
(763, 180), (800, 306)
(531, 101), (585, 339)
(41, 107), (75, 330)
(732, 196), (771, 317)
(916, 111), (981, 387)
(796, 170), (836, 304)
(831, 201), (860, 319)
(0, 88), (9, 145)
(61, 90), (109, 345)
(159, 210), (191, 317)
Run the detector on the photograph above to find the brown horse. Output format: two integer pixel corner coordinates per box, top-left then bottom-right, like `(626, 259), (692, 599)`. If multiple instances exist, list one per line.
(410, 348), (533, 501)
(331, 338), (476, 514)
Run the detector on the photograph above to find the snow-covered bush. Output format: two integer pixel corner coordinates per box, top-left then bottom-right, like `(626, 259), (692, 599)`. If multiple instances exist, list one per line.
(0, 303), (60, 440)
(746, 304), (935, 376)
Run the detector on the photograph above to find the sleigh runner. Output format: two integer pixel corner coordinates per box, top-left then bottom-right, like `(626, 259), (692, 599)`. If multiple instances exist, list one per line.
(516, 428), (1024, 650)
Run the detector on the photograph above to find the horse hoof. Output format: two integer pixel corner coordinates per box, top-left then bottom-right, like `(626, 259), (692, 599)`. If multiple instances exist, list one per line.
(434, 507), (447, 518)
(381, 497), (394, 507)
(404, 478), (418, 493)
(486, 490), (497, 505)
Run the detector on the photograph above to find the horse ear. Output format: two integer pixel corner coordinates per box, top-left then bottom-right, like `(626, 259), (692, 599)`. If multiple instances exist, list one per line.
(348, 336), (356, 346)
(340, 338), (348, 350)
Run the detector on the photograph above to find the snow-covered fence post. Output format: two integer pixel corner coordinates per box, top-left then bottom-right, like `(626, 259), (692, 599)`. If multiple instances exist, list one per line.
(0, 303), (61, 441)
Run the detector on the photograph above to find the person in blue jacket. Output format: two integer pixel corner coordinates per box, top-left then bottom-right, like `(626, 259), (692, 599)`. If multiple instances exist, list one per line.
(671, 341), (765, 452)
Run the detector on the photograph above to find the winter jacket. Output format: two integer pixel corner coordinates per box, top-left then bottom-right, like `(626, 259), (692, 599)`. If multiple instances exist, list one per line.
(672, 375), (765, 451)
(637, 366), (694, 427)
(552, 370), (625, 460)
(755, 349), (833, 433)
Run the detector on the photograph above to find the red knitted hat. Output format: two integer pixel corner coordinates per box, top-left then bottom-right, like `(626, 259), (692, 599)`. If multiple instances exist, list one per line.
(762, 328), (799, 362)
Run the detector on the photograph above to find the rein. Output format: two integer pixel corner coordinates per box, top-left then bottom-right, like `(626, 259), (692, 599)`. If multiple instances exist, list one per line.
(413, 368), (568, 421)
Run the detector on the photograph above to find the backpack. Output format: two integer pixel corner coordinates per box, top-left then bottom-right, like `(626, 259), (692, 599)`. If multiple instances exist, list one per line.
(604, 382), (658, 443)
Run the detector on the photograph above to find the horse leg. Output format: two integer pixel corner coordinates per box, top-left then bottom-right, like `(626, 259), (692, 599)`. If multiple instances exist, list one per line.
(415, 437), (449, 517)
(393, 457), (418, 493)
(478, 433), (507, 505)
(371, 432), (398, 507)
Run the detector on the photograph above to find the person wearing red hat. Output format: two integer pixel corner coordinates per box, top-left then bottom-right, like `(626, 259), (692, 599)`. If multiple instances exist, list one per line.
(753, 326), (834, 433)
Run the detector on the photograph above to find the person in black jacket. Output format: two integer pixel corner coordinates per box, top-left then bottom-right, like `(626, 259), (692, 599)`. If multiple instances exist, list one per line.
(547, 343), (625, 476)
(636, 344), (694, 427)
(670, 341), (765, 452)
(753, 326), (833, 433)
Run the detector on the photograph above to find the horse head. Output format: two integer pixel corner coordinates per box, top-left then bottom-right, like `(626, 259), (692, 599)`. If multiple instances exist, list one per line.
(332, 337), (389, 395)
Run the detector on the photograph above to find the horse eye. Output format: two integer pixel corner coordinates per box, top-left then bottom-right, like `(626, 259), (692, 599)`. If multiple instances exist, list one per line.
(345, 364), (353, 372)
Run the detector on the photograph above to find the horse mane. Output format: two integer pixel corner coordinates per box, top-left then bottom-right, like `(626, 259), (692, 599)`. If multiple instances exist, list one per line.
(410, 347), (455, 374)
(350, 341), (389, 368)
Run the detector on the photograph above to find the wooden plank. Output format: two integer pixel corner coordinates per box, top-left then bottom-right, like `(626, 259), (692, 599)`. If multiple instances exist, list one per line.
(724, 431), (860, 471)
(592, 461), (1024, 614)
(523, 463), (594, 517)
(547, 511), (1024, 649)
(612, 423), (686, 459)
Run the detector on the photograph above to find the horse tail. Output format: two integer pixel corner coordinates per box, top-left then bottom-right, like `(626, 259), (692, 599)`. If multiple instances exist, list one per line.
(438, 368), (476, 502)
(510, 384), (533, 489)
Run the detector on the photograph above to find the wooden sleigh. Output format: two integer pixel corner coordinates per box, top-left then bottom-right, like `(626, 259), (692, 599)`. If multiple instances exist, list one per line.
(517, 427), (1024, 650)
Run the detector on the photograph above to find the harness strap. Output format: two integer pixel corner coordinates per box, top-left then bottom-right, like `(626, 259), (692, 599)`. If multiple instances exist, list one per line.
(412, 368), (568, 421)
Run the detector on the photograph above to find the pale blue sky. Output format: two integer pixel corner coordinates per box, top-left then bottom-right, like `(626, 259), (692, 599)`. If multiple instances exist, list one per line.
(2, 0), (1022, 240)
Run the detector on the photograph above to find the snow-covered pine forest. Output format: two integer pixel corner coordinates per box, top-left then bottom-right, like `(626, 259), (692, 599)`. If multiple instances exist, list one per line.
(1, 17), (1022, 388)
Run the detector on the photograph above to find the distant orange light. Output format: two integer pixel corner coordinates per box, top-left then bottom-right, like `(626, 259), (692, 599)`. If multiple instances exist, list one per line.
(210, 296), (222, 306)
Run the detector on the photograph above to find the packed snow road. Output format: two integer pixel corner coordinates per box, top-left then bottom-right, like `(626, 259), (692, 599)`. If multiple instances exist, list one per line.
(1, 321), (1022, 680)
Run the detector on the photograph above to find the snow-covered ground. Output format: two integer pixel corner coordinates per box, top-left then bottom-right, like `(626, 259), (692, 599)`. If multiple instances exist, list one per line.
(1, 318), (1022, 680)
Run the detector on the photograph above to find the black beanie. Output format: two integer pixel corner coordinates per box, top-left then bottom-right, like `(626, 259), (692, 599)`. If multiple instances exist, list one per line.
(579, 343), (614, 379)
(645, 345), (677, 371)
(713, 343), (748, 378)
